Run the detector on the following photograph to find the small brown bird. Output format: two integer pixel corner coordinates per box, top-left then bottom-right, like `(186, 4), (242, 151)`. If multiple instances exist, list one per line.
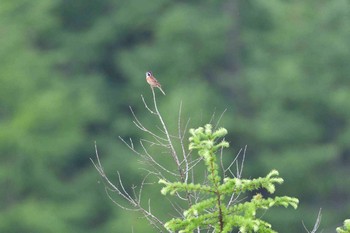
(146, 71), (166, 95)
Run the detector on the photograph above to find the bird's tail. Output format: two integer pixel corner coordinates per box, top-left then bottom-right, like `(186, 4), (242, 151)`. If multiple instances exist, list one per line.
(158, 87), (166, 95)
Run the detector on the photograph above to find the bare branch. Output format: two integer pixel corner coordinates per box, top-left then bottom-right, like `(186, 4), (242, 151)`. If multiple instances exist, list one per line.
(139, 140), (179, 177)
(219, 141), (226, 178)
(150, 88), (182, 174)
(224, 147), (242, 177)
(167, 197), (185, 217)
(178, 101), (189, 183)
(140, 138), (166, 148)
(214, 108), (227, 130)
(141, 94), (156, 114)
(93, 147), (132, 202)
(186, 157), (203, 172)
(104, 187), (137, 211)
(208, 108), (217, 125)
(237, 145), (247, 178)
(91, 144), (168, 231)
(129, 106), (167, 142)
(302, 208), (322, 233)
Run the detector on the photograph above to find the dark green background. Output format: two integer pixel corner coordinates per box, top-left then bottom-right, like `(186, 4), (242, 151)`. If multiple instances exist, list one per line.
(0, 0), (349, 232)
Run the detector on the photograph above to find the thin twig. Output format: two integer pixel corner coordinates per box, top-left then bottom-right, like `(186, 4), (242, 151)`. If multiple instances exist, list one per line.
(214, 108), (227, 130)
(139, 140), (179, 177)
(302, 208), (322, 233)
(208, 109), (216, 126)
(129, 106), (167, 142)
(238, 145), (247, 178)
(151, 88), (181, 173)
(150, 88), (194, 208)
(91, 143), (168, 231)
(224, 147), (243, 177)
(178, 101), (189, 183)
(141, 94), (156, 114)
(220, 141), (226, 178)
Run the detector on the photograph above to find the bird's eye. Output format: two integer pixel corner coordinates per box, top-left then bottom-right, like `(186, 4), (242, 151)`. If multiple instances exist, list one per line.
(147, 72), (151, 76)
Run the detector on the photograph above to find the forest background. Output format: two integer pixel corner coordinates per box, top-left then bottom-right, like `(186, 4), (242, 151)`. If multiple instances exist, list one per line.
(0, 0), (349, 232)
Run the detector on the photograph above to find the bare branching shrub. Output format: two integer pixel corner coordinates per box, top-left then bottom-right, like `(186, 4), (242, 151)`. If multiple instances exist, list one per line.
(92, 88), (301, 232)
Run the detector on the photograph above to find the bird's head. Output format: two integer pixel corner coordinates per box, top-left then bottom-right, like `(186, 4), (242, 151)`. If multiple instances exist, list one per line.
(146, 71), (152, 77)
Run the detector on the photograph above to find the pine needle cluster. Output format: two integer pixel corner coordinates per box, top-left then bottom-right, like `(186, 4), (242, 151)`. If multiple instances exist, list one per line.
(337, 219), (350, 233)
(160, 124), (299, 233)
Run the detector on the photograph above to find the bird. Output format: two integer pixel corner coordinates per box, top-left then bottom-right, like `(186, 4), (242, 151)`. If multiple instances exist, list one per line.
(146, 71), (166, 95)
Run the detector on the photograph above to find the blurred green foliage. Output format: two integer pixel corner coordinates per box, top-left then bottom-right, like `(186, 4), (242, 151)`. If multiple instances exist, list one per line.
(0, 0), (349, 232)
